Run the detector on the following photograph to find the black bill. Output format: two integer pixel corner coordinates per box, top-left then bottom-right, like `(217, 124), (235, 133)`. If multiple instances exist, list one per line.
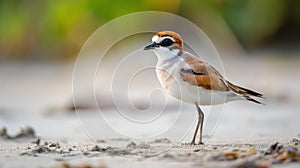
(143, 42), (158, 50)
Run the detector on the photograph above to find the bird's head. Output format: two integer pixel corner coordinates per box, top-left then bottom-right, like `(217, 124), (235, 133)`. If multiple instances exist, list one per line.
(144, 31), (183, 57)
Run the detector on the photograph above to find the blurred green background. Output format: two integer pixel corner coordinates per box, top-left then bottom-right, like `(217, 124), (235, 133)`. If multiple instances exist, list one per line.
(0, 0), (299, 61)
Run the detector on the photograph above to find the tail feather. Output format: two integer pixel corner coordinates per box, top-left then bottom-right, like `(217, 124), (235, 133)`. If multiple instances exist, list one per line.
(226, 81), (264, 104)
(237, 86), (263, 98)
(245, 96), (264, 105)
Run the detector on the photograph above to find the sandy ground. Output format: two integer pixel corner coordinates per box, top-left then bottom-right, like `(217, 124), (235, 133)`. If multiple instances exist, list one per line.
(1, 129), (300, 168)
(1, 51), (300, 167)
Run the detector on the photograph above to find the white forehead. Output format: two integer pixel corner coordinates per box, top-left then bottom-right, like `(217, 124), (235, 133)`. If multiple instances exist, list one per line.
(152, 35), (175, 43)
(152, 35), (159, 43)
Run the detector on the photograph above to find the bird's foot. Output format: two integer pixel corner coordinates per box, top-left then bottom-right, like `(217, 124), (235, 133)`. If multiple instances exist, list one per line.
(189, 140), (199, 145)
(183, 140), (204, 145)
(198, 141), (205, 145)
(182, 141), (196, 145)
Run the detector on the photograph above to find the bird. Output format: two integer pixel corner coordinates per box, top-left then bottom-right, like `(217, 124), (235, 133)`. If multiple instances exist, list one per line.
(143, 31), (263, 145)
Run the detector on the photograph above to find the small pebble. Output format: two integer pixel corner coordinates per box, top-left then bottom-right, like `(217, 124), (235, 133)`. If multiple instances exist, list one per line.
(126, 142), (137, 148)
(91, 145), (106, 152)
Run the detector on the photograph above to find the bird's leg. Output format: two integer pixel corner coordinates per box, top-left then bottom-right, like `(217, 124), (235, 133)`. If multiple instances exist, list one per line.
(191, 103), (201, 145)
(195, 103), (205, 145)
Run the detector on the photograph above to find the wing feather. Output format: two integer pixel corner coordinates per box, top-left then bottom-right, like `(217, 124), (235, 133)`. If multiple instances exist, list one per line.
(180, 54), (229, 92)
(179, 53), (263, 104)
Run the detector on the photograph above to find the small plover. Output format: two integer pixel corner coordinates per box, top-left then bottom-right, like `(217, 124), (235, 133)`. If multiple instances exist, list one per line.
(144, 31), (263, 145)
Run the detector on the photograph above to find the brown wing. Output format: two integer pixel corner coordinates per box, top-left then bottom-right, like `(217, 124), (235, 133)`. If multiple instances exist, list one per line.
(180, 54), (264, 104)
(180, 54), (229, 92)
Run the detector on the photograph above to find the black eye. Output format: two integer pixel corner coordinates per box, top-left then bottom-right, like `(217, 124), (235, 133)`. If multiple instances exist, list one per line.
(159, 38), (174, 46)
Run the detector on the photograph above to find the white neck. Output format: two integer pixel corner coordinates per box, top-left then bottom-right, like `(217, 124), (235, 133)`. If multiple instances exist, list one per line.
(153, 47), (181, 64)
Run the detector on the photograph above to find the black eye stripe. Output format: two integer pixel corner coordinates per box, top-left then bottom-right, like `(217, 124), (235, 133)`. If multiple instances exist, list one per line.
(159, 38), (174, 46)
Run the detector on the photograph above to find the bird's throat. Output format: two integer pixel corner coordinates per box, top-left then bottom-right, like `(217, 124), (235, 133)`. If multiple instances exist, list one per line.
(154, 48), (181, 63)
